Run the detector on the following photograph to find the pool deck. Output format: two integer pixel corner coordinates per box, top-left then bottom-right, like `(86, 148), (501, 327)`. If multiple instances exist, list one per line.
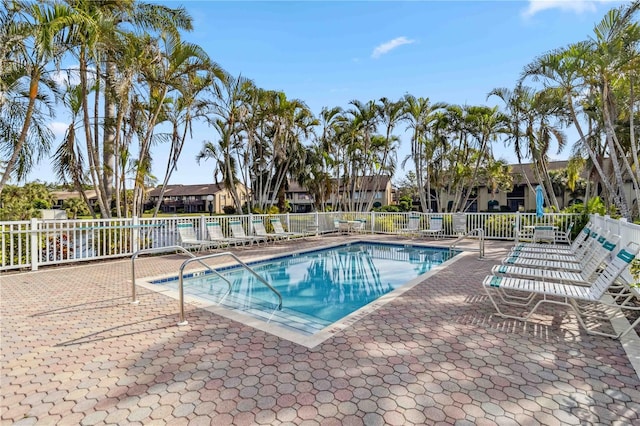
(2, 234), (639, 425)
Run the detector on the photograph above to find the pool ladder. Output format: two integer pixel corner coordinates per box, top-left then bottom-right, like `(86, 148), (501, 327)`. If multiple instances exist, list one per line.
(131, 247), (282, 325)
(448, 228), (485, 259)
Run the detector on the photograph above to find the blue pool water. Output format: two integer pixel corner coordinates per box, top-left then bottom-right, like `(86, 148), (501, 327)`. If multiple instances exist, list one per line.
(152, 242), (458, 336)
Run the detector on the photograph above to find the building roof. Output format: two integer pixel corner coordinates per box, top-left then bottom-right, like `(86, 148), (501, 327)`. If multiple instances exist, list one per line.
(285, 176), (392, 194)
(147, 183), (226, 198)
(51, 190), (98, 201)
(510, 161), (570, 185)
(333, 175), (392, 191)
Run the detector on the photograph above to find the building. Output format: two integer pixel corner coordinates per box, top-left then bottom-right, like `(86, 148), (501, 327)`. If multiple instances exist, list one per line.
(471, 159), (637, 214)
(146, 183), (248, 214)
(281, 176), (394, 212)
(283, 181), (315, 213)
(51, 190), (98, 210)
(327, 176), (394, 211)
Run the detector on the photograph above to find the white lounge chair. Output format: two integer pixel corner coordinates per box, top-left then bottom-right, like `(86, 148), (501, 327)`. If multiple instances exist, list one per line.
(400, 215), (421, 237)
(205, 222), (244, 247)
(484, 242), (640, 339)
(350, 219), (366, 233)
(270, 218), (306, 239)
(493, 234), (620, 285)
(229, 220), (267, 246)
(503, 230), (606, 266)
(554, 221), (574, 245)
(252, 219), (287, 243)
(511, 224), (594, 255)
(337, 220), (351, 235)
(507, 229), (603, 262)
(532, 226), (556, 244)
(177, 223), (219, 253)
(420, 216), (443, 239)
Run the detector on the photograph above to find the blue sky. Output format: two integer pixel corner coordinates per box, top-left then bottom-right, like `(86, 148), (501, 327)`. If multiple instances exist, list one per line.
(33, 0), (626, 186)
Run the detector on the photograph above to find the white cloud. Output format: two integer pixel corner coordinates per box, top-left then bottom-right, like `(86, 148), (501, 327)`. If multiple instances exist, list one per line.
(49, 122), (68, 138)
(371, 36), (415, 59)
(523, 0), (620, 18)
(52, 67), (82, 88)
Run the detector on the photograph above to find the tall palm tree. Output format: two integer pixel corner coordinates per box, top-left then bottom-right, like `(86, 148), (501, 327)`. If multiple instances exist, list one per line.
(201, 73), (255, 213)
(489, 84), (568, 211)
(585, 2), (640, 219)
(363, 97), (402, 211)
(61, 0), (194, 217)
(521, 41), (620, 210)
(129, 32), (211, 216)
(0, 1), (70, 194)
(458, 105), (509, 211)
(400, 95), (445, 212)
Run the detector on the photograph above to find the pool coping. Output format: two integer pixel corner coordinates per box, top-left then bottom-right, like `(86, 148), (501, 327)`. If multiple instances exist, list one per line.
(136, 240), (469, 348)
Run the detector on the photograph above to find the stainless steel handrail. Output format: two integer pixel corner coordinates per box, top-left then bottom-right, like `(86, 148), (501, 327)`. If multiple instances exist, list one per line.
(177, 252), (283, 325)
(130, 246), (232, 305)
(449, 228), (485, 259)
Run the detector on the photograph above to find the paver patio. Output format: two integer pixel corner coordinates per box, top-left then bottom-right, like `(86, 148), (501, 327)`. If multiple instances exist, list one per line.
(2, 235), (639, 425)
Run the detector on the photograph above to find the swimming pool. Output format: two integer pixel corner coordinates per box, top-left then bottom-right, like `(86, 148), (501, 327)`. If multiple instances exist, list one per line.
(147, 242), (460, 347)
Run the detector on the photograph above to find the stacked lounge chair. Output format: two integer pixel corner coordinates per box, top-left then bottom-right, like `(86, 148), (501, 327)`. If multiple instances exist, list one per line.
(483, 241), (640, 339)
(270, 218), (307, 239)
(229, 220), (268, 246)
(177, 223), (220, 253)
(493, 233), (620, 286)
(252, 219), (288, 243)
(510, 222), (594, 255)
(205, 221), (244, 247)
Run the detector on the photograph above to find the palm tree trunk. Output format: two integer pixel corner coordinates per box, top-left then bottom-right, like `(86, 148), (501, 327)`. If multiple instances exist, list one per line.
(103, 59), (118, 213)
(602, 83), (631, 219)
(566, 89), (618, 206)
(79, 53), (109, 218)
(629, 77), (640, 217)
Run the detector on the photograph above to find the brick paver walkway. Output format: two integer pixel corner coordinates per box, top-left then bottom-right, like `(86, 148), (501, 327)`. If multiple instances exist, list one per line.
(2, 235), (639, 425)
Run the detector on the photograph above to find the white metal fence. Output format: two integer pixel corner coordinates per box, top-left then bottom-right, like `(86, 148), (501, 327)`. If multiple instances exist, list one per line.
(2, 212), (635, 273)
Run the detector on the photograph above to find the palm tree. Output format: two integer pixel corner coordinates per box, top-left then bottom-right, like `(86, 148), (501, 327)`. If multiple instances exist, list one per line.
(52, 82), (96, 217)
(0, 1), (70, 194)
(458, 105), (509, 211)
(201, 72), (256, 213)
(585, 2), (640, 219)
(401, 95), (445, 212)
(60, 0), (194, 217)
(489, 84), (569, 211)
(128, 31), (212, 216)
(520, 41), (621, 211)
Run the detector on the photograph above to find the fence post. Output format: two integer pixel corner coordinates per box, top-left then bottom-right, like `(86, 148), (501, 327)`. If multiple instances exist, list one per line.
(286, 212), (290, 231)
(132, 216), (139, 253)
(370, 211), (375, 233)
(199, 215), (207, 240)
(30, 218), (39, 271)
(515, 212), (521, 244)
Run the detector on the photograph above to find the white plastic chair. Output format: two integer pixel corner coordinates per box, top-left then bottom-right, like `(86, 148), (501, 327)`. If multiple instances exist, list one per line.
(252, 220), (287, 243)
(270, 218), (306, 238)
(229, 220), (267, 246)
(177, 223), (219, 252)
(420, 216), (443, 239)
(555, 222), (574, 245)
(400, 215), (420, 236)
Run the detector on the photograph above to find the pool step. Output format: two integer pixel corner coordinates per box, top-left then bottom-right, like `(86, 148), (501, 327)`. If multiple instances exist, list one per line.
(179, 280), (330, 336)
